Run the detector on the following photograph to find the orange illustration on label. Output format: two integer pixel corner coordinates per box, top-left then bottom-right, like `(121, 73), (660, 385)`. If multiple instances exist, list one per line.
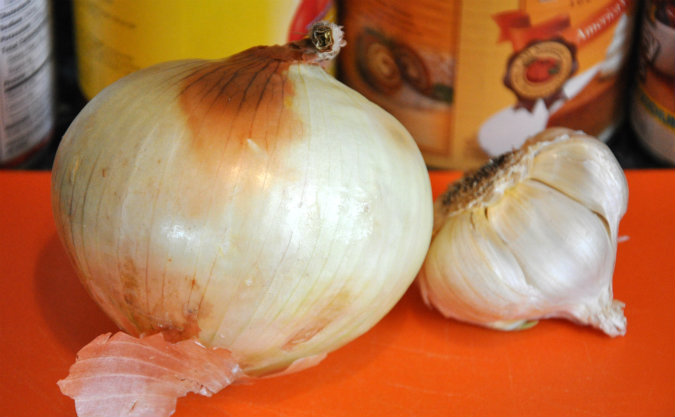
(503, 39), (578, 110)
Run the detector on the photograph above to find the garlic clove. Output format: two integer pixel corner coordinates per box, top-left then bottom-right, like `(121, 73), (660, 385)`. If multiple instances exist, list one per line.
(419, 208), (539, 326)
(488, 180), (614, 305)
(528, 132), (628, 238)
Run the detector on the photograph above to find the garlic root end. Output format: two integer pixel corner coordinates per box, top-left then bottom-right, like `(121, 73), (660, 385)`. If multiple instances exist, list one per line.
(588, 299), (627, 337)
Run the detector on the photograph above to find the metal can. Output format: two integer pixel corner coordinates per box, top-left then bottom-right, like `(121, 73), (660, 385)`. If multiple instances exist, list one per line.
(73, 0), (335, 100)
(0, 0), (55, 168)
(340, 0), (638, 170)
(630, 0), (675, 165)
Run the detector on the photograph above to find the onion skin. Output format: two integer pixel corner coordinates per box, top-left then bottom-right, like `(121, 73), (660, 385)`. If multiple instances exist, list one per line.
(51, 27), (433, 377)
(57, 332), (242, 417)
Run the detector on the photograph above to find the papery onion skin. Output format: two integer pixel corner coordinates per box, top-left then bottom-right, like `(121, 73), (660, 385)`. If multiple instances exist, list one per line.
(51, 25), (433, 377)
(57, 332), (243, 417)
(418, 128), (628, 336)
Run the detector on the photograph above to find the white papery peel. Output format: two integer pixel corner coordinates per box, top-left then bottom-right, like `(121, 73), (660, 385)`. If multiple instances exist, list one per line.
(418, 128), (628, 336)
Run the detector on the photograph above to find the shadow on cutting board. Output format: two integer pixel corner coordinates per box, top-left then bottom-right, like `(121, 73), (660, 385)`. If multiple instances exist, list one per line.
(33, 234), (117, 355)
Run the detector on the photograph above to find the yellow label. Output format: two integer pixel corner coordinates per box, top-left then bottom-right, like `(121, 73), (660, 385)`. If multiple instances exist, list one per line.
(74, 0), (336, 99)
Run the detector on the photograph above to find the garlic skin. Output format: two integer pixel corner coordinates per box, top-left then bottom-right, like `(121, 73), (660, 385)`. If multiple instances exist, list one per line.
(51, 24), (433, 377)
(418, 128), (628, 336)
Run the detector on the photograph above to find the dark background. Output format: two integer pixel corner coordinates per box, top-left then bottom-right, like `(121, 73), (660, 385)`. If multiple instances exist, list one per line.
(27, 1), (674, 170)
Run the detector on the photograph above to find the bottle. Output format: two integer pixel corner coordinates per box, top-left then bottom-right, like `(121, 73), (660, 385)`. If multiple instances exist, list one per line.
(0, 0), (55, 168)
(72, 0), (336, 100)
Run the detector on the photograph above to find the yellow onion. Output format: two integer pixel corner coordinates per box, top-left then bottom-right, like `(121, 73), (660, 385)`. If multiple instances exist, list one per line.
(52, 23), (432, 415)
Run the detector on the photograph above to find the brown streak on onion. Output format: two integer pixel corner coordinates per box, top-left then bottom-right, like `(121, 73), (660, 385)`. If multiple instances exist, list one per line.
(120, 257), (140, 308)
(281, 288), (352, 350)
(178, 48), (305, 173)
(117, 255), (209, 342)
(156, 309), (202, 343)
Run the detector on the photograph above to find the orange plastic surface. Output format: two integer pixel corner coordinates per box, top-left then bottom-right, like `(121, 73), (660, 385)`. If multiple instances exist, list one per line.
(1, 170), (673, 417)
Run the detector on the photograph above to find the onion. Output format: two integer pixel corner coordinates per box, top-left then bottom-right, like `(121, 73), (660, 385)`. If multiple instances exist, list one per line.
(52, 23), (432, 416)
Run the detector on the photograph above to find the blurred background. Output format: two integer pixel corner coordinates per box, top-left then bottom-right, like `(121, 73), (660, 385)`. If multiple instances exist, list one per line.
(1, 0), (673, 170)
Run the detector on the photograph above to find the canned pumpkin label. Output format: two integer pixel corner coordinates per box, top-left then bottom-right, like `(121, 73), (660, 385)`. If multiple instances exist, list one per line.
(340, 0), (637, 169)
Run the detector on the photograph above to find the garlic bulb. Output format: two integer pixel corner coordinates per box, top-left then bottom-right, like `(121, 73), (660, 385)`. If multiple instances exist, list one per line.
(52, 23), (432, 416)
(418, 128), (628, 336)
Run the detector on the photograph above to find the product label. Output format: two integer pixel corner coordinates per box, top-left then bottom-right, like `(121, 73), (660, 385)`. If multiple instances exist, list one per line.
(503, 39), (578, 110)
(630, 0), (675, 163)
(74, 0), (335, 100)
(341, 0), (636, 169)
(0, 0), (54, 164)
(340, 0), (458, 168)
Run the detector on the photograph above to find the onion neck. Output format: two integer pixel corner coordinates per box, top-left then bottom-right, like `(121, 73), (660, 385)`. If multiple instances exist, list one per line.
(284, 21), (345, 65)
(306, 21), (345, 63)
(229, 22), (344, 71)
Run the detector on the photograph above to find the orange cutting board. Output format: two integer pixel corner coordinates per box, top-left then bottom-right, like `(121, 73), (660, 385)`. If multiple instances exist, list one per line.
(1, 169), (673, 417)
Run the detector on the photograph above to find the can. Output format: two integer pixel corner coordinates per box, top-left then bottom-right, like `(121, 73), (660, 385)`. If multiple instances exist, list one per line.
(340, 0), (638, 170)
(630, 0), (675, 165)
(73, 0), (335, 100)
(0, 0), (55, 168)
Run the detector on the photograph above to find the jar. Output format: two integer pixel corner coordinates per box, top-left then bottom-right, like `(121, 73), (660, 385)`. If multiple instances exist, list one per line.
(73, 0), (336, 100)
(630, 0), (675, 165)
(0, 0), (55, 168)
(340, 0), (638, 170)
